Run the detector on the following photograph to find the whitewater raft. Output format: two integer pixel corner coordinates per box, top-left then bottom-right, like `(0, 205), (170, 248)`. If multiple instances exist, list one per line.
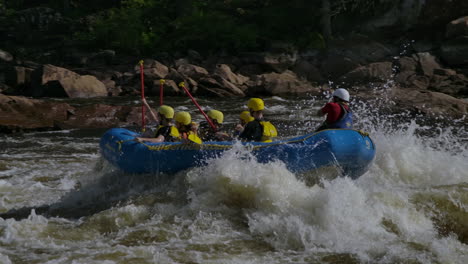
(100, 128), (375, 179)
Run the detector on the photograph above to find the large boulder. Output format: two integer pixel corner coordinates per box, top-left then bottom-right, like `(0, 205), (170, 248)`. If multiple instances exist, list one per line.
(247, 71), (320, 95)
(446, 16), (468, 39)
(135, 59), (169, 79)
(339, 62), (393, 84)
(176, 63), (209, 79)
(213, 64), (249, 86)
(292, 59), (324, 83)
(321, 55), (360, 80)
(57, 104), (141, 129)
(0, 94), (71, 133)
(0, 94), (142, 133)
(391, 88), (468, 119)
(197, 77), (245, 97)
(414, 52), (442, 77)
(429, 69), (468, 97)
(30, 64), (108, 98)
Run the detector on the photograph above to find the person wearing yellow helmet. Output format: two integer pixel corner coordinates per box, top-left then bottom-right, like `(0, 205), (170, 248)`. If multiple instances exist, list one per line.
(234, 111), (254, 137)
(135, 98), (179, 143)
(239, 98), (278, 142)
(199, 109), (231, 141)
(174, 111), (202, 144)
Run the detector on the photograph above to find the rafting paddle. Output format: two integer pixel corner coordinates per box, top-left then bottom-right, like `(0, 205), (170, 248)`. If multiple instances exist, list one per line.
(178, 82), (217, 132)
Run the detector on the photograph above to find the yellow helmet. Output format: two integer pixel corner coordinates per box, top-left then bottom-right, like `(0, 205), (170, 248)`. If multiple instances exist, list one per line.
(175, 111), (191, 125)
(207, 109), (224, 124)
(158, 105), (174, 119)
(247, 98), (264, 111)
(240, 111), (254, 123)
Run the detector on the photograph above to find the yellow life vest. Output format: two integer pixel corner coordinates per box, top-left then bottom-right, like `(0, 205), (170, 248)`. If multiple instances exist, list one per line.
(187, 131), (202, 144)
(156, 125), (180, 139)
(260, 121), (278, 142)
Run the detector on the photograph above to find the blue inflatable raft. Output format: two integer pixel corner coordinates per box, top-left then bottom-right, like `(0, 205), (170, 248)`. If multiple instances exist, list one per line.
(99, 128), (376, 179)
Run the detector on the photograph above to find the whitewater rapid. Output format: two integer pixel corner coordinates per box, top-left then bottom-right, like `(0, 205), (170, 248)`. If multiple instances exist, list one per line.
(0, 95), (466, 263)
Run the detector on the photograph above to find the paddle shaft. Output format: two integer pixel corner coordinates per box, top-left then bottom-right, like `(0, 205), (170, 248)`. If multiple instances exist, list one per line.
(159, 79), (165, 106)
(139, 61), (146, 131)
(178, 82), (217, 132)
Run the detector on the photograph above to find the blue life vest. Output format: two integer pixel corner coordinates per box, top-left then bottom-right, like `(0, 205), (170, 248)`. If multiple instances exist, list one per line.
(327, 104), (353, 129)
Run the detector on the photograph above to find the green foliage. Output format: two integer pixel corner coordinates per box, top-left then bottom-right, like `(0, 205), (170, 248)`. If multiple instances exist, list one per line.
(1, 0), (396, 55)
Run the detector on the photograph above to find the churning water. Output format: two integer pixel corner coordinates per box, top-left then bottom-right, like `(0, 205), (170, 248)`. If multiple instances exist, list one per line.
(0, 94), (467, 264)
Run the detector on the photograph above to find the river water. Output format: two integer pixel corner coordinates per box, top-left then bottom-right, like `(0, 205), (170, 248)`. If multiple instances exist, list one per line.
(0, 92), (467, 264)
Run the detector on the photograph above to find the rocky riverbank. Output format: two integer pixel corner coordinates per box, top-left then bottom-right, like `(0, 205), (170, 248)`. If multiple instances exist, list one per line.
(1, 16), (467, 133)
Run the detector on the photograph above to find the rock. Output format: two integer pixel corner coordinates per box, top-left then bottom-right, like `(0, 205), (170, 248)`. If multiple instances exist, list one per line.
(327, 36), (396, 64)
(407, 75), (431, 90)
(429, 71), (468, 97)
(135, 59), (169, 79)
(415, 52), (441, 77)
(395, 56), (418, 72)
(87, 50), (116, 65)
(175, 58), (190, 67)
(196, 77), (242, 97)
(0, 94), (71, 133)
(292, 60), (324, 83)
(176, 64), (209, 79)
(391, 89), (468, 119)
(237, 64), (264, 77)
(213, 64), (249, 86)
(187, 50), (203, 63)
(247, 71), (320, 95)
(57, 104), (141, 129)
(433, 68), (457, 76)
(101, 79), (117, 95)
(30, 64), (108, 98)
(446, 16), (468, 39)
(0, 84), (11, 94)
(262, 52), (298, 73)
(321, 55), (360, 79)
(143, 65), (169, 80)
(441, 36), (468, 66)
(395, 71), (417, 86)
(148, 79), (180, 96)
(215, 77), (245, 96)
(0, 49), (13, 62)
(339, 62), (393, 84)
(240, 51), (297, 73)
(419, 0), (468, 31)
(0, 94), (142, 133)
(5, 66), (35, 92)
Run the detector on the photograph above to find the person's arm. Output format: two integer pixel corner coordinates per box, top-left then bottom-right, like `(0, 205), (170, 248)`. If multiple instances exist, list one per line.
(142, 98), (160, 124)
(317, 103), (332, 116)
(215, 131), (231, 141)
(135, 135), (164, 143)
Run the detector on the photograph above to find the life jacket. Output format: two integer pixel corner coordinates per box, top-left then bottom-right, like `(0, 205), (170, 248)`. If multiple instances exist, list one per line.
(259, 121), (278, 142)
(327, 104), (353, 129)
(181, 131), (202, 144)
(155, 125), (180, 141)
(199, 121), (221, 141)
